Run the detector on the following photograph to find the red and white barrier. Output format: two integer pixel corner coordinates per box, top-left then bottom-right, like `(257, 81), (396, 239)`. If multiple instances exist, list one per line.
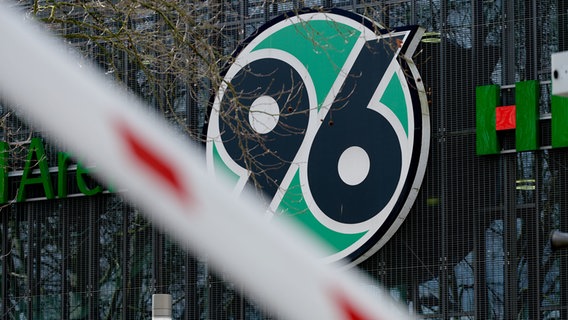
(0, 3), (416, 320)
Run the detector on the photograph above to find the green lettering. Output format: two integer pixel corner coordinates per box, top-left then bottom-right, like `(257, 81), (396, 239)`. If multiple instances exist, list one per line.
(57, 152), (72, 198)
(76, 163), (102, 196)
(18, 138), (54, 202)
(0, 141), (8, 204)
(476, 85), (500, 155)
(515, 80), (539, 151)
(552, 94), (568, 148)
(476, 81), (540, 154)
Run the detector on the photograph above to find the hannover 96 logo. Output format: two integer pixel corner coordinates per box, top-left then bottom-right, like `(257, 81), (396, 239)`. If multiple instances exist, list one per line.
(206, 8), (430, 265)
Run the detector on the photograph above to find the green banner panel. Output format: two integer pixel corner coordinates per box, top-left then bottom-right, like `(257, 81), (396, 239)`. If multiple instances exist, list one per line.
(515, 80), (539, 151)
(552, 94), (568, 148)
(476, 85), (500, 155)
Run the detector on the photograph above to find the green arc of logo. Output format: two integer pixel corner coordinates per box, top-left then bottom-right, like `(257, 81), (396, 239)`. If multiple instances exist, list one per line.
(275, 170), (366, 253)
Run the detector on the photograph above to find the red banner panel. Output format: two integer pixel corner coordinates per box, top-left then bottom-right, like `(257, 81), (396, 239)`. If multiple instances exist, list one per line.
(496, 105), (516, 131)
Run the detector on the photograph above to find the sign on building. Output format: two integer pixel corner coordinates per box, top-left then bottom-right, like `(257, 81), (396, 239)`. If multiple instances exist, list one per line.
(206, 8), (430, 265)
(476, 81), (568, 155)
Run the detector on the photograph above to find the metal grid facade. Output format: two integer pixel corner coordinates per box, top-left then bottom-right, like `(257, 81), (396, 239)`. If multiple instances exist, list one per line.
(1, 0), (568, 319)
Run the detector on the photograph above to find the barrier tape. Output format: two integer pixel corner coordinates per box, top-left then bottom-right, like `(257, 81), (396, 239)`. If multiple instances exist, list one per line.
(0, 4), (415, 319)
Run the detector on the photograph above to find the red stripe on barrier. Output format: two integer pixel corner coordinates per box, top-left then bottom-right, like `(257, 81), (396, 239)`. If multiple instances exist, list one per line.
(496, 105), (516, 131)
(116, 121), (193, 205)
(333, 291), (375, 320)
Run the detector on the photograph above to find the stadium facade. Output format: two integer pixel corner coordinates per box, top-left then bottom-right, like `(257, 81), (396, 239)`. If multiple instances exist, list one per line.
(1, 0), (568, 319)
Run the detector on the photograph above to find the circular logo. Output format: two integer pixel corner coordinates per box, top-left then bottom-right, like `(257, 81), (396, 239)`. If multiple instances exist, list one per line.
(206, 8), (430, 265)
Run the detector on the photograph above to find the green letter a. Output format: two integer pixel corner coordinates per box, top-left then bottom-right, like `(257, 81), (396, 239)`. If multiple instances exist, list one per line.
(17, 138), (54, 202)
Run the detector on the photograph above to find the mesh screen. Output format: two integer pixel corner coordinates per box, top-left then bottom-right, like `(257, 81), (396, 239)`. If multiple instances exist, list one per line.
(1, 0), (568, 319)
